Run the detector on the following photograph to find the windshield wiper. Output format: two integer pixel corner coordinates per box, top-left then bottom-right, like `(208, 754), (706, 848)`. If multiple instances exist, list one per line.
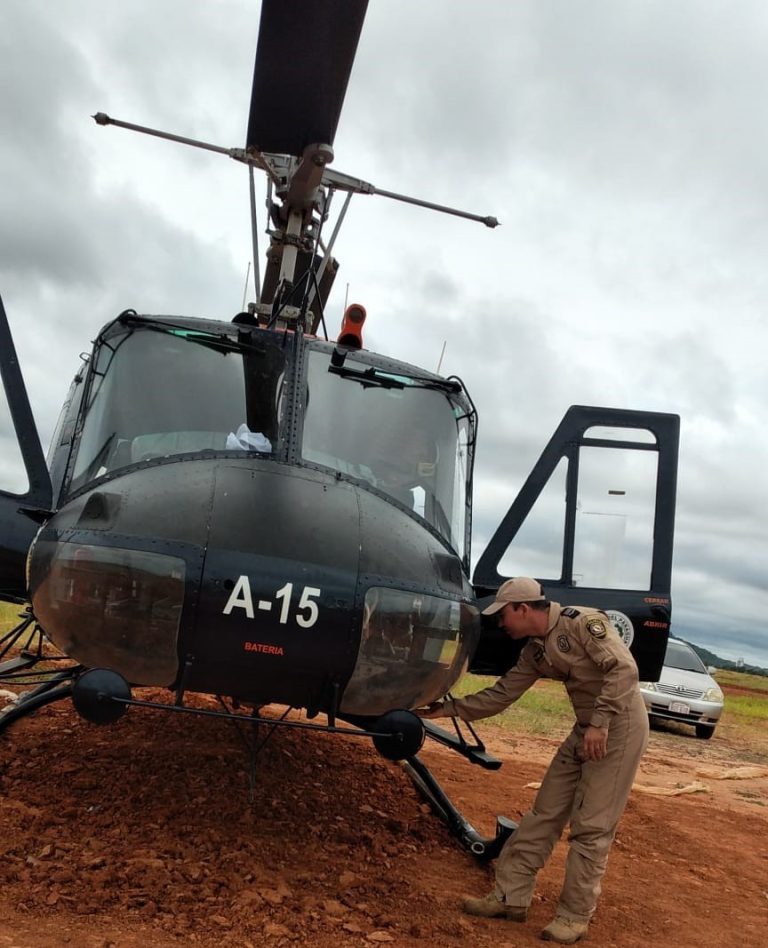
(118, 316), (266, 356)
(328, 364), (405, 389)
(328, 362), (461, 394)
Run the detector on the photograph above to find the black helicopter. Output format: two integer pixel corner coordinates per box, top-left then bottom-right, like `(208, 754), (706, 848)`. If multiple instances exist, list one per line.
(0, 0), (679, 856)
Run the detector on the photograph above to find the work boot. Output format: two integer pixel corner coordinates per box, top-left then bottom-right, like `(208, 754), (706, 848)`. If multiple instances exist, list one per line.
(541, 915), (589, 943)
(462, 891), (527, 921)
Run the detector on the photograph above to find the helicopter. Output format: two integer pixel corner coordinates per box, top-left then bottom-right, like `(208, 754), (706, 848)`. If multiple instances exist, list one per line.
(0, 0), (679, 857)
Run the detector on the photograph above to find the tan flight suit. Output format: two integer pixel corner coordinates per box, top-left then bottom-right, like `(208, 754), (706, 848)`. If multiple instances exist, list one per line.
(441, 602), (648, 924)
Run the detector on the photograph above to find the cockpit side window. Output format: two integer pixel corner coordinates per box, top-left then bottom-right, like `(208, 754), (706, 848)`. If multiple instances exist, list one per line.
(301, 349), (474, 559)
(67, 326), (286, 493)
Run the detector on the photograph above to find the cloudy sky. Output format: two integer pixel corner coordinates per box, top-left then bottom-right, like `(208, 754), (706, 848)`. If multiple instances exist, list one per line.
(2, 0), (767, 666)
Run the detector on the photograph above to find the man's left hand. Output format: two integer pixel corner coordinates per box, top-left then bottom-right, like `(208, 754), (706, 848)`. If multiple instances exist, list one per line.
(581, 725), (609, 761)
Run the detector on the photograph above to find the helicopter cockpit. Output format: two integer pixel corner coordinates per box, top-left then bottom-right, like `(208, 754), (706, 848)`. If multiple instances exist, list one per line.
(57, 315), (475, 573)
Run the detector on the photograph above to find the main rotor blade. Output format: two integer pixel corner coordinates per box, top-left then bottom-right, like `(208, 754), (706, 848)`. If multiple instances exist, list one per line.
(246, 0), (368, 156)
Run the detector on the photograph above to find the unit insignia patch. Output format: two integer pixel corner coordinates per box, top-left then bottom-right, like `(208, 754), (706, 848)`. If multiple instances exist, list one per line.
(606, 610), (635, 647)
(586, 618), (607, 639)
(557, 634), (571, 653)
(532, 644), (546, 664)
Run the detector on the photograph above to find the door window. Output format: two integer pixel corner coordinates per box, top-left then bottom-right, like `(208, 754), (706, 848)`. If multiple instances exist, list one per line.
(573, 444), (657, 589)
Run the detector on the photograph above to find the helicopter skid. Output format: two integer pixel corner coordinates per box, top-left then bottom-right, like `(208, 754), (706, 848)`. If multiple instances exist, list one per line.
(0, 611), (81, 735)
(403, 755), (517, 861)
(0, 673), (78, 735)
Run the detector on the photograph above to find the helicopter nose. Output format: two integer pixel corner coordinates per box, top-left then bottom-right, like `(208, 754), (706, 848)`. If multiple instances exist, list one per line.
(28, 456), (479, 718)
(182, 460), (362, 709)
(27, 458), (363, 709)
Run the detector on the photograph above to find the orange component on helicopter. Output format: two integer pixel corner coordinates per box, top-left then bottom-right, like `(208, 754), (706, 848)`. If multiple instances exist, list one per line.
(337, 304), (366, 349)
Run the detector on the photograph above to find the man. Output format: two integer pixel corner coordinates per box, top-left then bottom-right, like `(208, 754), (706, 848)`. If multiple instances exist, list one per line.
(417, 577), (648, 945)
(367, 420), (445, 531)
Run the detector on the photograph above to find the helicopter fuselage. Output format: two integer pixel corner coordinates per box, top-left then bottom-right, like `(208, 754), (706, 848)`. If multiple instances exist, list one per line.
(25, 313), (480, 718)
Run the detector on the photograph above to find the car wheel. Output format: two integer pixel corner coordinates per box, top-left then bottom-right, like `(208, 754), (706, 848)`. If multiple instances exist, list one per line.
(695, 724), (715, 740)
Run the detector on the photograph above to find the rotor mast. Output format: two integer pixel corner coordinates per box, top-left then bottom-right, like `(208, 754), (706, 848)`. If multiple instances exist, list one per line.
(92, 0), (500, 335)
(242, 0), (369, 332)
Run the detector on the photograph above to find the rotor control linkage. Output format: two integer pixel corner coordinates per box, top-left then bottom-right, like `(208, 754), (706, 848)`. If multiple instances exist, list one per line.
(92, 113), (500, 227)
(93, 112), (256, 166)
(364, 183), (499, 228)
(93, 108), (500, 330)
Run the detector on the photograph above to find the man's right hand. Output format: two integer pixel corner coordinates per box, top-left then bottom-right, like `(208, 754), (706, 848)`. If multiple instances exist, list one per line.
(580, 724), (609, 761)
(415, 702), (445, 719)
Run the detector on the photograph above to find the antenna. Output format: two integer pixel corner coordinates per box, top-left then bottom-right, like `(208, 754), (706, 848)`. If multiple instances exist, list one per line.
(436, 340), (447, 375)
(241, 261), (251, 311)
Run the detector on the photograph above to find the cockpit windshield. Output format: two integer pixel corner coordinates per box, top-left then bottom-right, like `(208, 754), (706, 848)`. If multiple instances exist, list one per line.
(301, 348), (474, 559)
(69, 323), (286, 493)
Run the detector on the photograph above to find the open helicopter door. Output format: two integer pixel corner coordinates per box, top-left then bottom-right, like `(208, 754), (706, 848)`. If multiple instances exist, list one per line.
(0, 295), (53, 602)
(472, 405), (679, 682)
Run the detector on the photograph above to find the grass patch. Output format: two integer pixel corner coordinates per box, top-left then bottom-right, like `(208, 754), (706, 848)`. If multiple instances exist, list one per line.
(0, 601), (28, 633)
(452, 670), (768, 748)
(716, 669), (768, 693)
(450, 674), (573, 738)
(716, 670), (768, 732)
(724, 693), (768, 722)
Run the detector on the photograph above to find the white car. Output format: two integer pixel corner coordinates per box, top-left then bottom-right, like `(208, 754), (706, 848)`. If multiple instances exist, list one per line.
(639, 638), (724, 740)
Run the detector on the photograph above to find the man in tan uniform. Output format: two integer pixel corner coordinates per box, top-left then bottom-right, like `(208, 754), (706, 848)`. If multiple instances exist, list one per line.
(417, 577), (648, 945)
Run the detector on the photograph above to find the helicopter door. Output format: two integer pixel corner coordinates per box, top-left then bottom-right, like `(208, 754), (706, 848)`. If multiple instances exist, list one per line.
(472, 405), (679, 682)
(0, 295), (53, 602)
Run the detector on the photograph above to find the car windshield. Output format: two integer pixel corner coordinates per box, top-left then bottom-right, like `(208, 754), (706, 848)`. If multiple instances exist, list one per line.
(664, 640), (707, 673)
(69, 323), (286, 493)
(301, 348), (474, 559)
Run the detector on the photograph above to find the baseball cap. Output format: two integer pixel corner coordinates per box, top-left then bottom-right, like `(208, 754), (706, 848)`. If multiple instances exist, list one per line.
(481, 577), (546, 615)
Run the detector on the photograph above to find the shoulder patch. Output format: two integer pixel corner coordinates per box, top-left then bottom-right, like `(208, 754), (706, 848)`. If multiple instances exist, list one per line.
(586, 618), (607, 639)
(557, 633), (571, 653)
(561, 607), (581, 619)
(532, 644), (546, 664)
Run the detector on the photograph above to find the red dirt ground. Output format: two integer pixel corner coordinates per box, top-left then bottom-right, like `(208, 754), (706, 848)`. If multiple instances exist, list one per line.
(1, 690), (767, 948)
